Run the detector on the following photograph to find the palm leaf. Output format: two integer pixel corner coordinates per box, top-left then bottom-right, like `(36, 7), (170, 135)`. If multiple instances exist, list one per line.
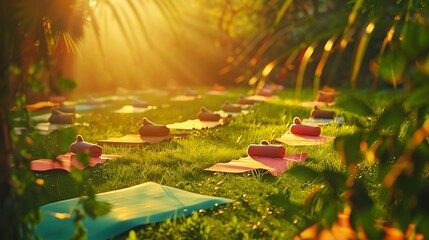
(272, 0), (293, 29)
(314, 35), (338, 95)
(296, 42), (318, 99)
(125, 0), (153, 47)
(351, 21), (376, 88)
(104, 0), (136, 51)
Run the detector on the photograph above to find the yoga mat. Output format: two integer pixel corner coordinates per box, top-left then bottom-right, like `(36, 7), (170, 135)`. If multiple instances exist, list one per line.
(214, 110), (250, 118)
(207, 84), (226, 95)
(244, 95), (278, 102)
(166, 119), (225, 130)
(170, 95), (201, 102)
(25, 101), (60, 111)
(275, 132), (335, 146)
(114, 105), (156, 114)
(76, 95), (129, 104)
(31, 153), (119, 172)
(301, 101), (336, 107)
(134, 89), (168, 96)
(33, 122), (76, 135)
(205, 153), (307, 176)
(74, 103), (112, 112)
(97, 134), (186, 146)
(30, 113), (82, 122)
(303, 117), (345, 126)
(14, 122), (87, 135)
(35, 182), (234, 240)
(206, 90), (227, 95)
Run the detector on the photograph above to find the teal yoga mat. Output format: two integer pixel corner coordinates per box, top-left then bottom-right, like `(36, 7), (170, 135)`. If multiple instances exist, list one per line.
(36, 182), (234, 239)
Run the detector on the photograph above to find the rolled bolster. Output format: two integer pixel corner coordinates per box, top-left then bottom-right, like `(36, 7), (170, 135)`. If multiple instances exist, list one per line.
(222, 105), (242, 113)
(316, 92), (335, 103)
(139, 125), (170, 137)
(133, 100), (149, 108)
(58, 105), (76, 114)
(290, 124), (321, 136)
(50, 96), (65, 104)
(49, 113), (74, 124)
(70, 144), (103, 158)
(247, 144), (286, 158)
(257, 89), (273, 97)
(70, 136), (103, 157)
(237, 98), (255, 105)
(198, 112), (221, 121)
(311, 109), (335, 119)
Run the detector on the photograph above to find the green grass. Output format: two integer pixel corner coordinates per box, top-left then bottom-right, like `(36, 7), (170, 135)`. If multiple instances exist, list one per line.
(27, 87), (393, 239)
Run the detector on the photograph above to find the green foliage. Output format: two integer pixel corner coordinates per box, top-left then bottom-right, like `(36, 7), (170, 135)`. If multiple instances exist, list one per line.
(3, 0), (429, 239)
(1, 0), (178, 239)
(55, 76), (77, 92)
(336, 96), (374, 117)
(279, 9), (429, 237)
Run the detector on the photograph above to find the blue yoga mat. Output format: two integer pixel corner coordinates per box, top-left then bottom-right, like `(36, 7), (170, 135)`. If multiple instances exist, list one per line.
(36, 182), (233, 239)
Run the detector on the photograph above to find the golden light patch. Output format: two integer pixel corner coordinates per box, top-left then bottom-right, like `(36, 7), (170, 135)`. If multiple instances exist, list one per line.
(25, 136), (33, 145)
(35, 179), (45, 185)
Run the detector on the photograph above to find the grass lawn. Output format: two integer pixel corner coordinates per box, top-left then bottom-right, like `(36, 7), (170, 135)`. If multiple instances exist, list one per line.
(25, 87), (395, 239)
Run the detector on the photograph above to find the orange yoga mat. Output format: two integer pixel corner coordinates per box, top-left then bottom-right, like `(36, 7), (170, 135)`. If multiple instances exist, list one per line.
(275, 132), (335, 146)
(31, 153), (119, 172)
(205, 153), (307, 176)
(25, 101), (60, 111)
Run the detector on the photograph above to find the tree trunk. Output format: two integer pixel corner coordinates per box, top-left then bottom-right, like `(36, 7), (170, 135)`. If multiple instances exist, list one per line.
(0, 71), (15, 238)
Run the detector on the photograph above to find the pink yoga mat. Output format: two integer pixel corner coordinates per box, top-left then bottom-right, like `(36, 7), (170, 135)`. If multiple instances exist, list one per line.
(166, 119), (225, 130)
(275, 132), (335, 146)
(205, 153), (307, 176)
(31, 153), (119, 172)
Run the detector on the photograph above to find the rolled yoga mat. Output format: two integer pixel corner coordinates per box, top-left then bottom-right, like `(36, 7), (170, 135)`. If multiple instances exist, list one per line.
(237, 96), (255, 105)
(256, 88), (273, 97)
(48, 109), (74, 124)
(316, 91), (335, 103)
(49, 96), (66, 104)
(290, 117), (321, 136)
(222, 102), (242, 113)
(70, 135), (103, 158)
(35, 182), (234, 240)
(57, 105), (76, 114)
(197, 107), (221, 122)
(247, 141), (286, 159)
(138, 118), (170, 137)
(132, 99), (149, 108)
(310, 106), (335, 119)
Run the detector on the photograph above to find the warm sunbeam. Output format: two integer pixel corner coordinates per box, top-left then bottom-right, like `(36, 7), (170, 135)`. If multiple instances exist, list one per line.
(71, 1), (234, 93)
